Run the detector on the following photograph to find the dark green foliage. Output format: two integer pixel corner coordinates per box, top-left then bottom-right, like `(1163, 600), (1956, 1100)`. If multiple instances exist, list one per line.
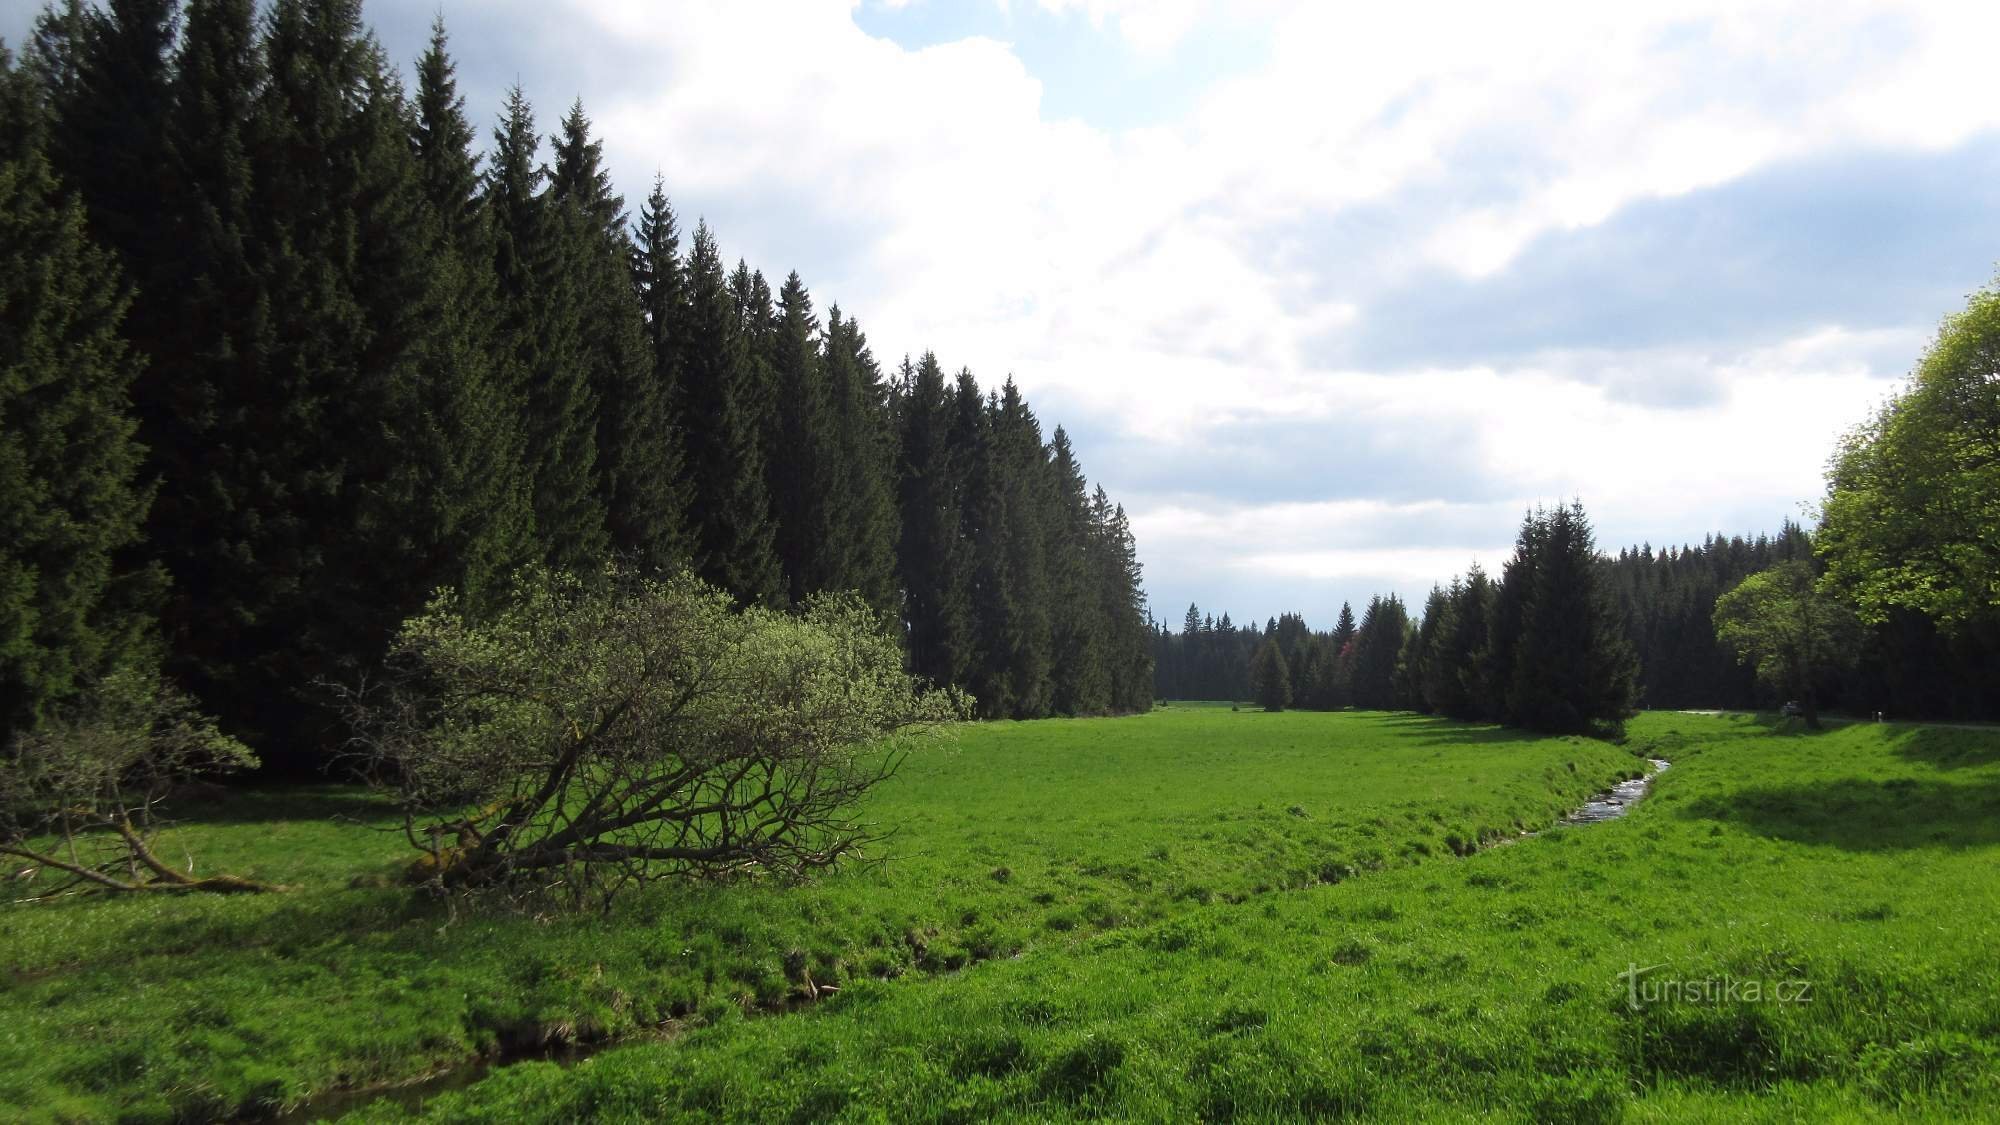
(991, 382), (1054, 716)
(1503, 503), (1639, 734)
(0, 50), (159, 738)
(1350, 595), (1409, 711)
(1043, 428), (1111, 712)
(896, 354), (973, 689)
(1251, 637), (1291, 711)
(1439, 566), (1493, 719)
(5, 0), (1154, 762)
(403, 18), (537, 615)
(487, 86), (608, 574)
(1411, 584), (1456, 713)
(552, 100), (686, 573)
(33, 0), (177, 274)
(769, 271), (837, 603)
(630, 176), (698, 567)
(680, 223), (783, 605)
(820, 306), (899, 613)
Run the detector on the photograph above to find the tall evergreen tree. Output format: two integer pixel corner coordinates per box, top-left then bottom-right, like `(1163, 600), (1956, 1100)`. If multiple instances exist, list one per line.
(769, 271), (837, 602)
(486, 85), (607, 573)
(33, 0), (177, 278)
(0, 46), (161, 739)
(403, 18), (537, 613)
(1043, 427), (1110, 713)
(1441, 565), (1494, 719)
(820, 305), (899, 613)
(896, 353), (973, 689)
(551, 99), (684, 572)
(1505, 502), (1639, 734)
(630, 176), (697, 565)
(1351, 595), (1409, 710)
(1251, 637), (1291, 711)
(679, 222), (782, 604)
(991, 381), (1055, 716)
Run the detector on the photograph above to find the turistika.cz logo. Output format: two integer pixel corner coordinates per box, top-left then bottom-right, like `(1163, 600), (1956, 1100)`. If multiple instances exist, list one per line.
(1617, 962), (1813, 1011)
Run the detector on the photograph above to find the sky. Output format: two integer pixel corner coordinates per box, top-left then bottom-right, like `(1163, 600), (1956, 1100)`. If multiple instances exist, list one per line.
(7, 0), (2000, 630)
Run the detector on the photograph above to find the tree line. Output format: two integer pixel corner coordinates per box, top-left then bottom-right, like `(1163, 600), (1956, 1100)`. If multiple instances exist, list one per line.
(0, 0), (1151, 769)
(1158, 502), (1640, 735)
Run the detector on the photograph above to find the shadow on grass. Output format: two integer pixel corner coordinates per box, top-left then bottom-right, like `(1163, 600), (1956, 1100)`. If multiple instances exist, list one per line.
(1370, 714), (1551, 748)
(1886, 727), (2000, 771)
(1680, 777), (2000, 851)
(170, 785), (401, 827)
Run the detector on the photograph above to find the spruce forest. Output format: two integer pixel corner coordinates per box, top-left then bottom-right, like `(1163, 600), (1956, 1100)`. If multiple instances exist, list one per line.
(3, 3), (1999, 1123)
(0, 0), (1151, 772)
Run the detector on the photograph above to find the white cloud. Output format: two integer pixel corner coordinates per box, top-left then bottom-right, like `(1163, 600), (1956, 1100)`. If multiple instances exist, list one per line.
(412, 0), (1994, 620)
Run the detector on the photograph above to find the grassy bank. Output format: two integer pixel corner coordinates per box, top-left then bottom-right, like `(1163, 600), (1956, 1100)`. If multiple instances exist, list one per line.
(0, 707), (1637, 1121)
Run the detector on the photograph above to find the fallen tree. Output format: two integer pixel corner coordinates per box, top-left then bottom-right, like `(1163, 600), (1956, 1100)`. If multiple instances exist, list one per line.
(345, 567), (964, 908)
(3, 669), (275, 898)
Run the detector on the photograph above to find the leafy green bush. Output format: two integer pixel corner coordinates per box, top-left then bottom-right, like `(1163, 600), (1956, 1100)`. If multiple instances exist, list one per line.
(347, 566), (963, 906)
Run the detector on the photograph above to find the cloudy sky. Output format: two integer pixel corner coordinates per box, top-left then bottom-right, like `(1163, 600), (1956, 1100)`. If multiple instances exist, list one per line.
(10, 1), (2000, 629)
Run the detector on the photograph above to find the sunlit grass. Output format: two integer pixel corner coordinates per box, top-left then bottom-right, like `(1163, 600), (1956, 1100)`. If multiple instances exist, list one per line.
(0, 706), (1640, 1120)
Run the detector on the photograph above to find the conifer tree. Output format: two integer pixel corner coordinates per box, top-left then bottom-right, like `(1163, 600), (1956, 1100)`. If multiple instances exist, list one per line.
(130, 0), (261, 728)
(0, 47), (160, 739)
(552, 100), (684, 572)
(769, 271), (838, 602)
(631, 175), (697, 563)
(404, 18), (537, 613)
(1327, 600), (1358, 709)
(1043, 427), (1110, 712)
(1251, 637), (1292, 711)
(1442, 565), (1494, 719)
(234, 0), (469, 749)
(1351, 595), (1409, 710)
(992, 381), (1055, 715)
(1414, 584), (1456, 713)
(32, 0), (177, 278)
(679, 222), (783, 604)
(820, 306), (899, 613)
(1505, 502), (1639, 734)
(896, 353), (974, 688)
(486, 86), (608, 574)
(961, 387), (1015, 716)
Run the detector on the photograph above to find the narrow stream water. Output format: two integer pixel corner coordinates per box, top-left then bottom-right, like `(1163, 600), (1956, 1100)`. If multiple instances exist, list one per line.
(1558, 758), (1670, 825)
(273, 756), (1675, 1122)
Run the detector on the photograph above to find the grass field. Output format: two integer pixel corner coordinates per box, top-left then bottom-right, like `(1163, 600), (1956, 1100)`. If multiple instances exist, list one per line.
(4, 708), (1997, 1121)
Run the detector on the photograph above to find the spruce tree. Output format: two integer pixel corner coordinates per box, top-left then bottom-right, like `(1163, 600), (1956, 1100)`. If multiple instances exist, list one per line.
(896, 353), (974, 688)
(552, 100), (684, 572)
(1507, 502), (1639, 734)
(1442, 565), (1494, 719)
(1351, 595), (1409, 710)
(0, 48), (161, 739)
(821, 306), (899, 613)
(1043, 427), (1110, 713)
(961, 387), (1015, 716)
(1415, 584), (1456, 713)
(769, 271), (837, 602)
(133, 0), (261, 730)
(33, 0), (178, 279)
(1328, 600), (1358, 709)
(1251, 637), (1292, 711)
(404, 18), (537, 613)
(486, 86), (608, 574)
(992, 381), (1055, 716)
(679, 222), (783, 604)
(631, 176), (697, 565)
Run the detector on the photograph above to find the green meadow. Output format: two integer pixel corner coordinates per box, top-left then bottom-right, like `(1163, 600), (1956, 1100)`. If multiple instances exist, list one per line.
(5, 708), (1998, 1121)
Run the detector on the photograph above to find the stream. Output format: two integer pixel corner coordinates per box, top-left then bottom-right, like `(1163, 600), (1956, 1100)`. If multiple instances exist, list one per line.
(1558, 758), (1671, 825)
(272, 756), (1675, 1121)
